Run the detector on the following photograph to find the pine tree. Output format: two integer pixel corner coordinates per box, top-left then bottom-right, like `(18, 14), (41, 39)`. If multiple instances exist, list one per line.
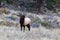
(0, 0), (13, 7)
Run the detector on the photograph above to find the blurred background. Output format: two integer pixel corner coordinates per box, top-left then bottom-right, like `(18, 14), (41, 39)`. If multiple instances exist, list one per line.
(0, 0), (60, 40)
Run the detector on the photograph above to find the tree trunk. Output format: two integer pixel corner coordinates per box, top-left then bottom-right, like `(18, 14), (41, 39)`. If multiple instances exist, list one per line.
(0, 2), (2, 8)
(37, 0), (43, 13)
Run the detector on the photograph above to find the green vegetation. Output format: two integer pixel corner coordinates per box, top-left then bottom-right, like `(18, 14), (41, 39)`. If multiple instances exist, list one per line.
(44, 0), (60, 12)
(23, 0), (60, 12)
(32, 16), (40, 23)
(6, 0), (13, 4)
(41, 21), (51, 27)
(0, 0), (13, 7)
(0, 0), (60, 12)
(25, 3), (37, 8)
(32, 16), (51, 27)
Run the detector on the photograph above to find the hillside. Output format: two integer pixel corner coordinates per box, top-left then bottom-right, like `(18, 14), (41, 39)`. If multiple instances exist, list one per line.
(0, 9), (60, 40)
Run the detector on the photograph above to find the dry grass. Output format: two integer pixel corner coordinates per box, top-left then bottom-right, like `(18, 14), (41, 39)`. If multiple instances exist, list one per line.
(0, 8), (9, 14)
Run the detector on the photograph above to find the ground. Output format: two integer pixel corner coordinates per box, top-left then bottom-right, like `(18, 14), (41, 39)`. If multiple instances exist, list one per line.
(0, 9), (60, 40)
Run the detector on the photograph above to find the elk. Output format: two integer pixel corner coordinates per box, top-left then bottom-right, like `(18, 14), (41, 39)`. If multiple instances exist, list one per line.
(20, 14), (31, 31)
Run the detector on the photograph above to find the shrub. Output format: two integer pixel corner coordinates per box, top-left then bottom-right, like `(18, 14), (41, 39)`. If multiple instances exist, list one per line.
(0, 8), (9, 14)
(41, 21), (51, 27)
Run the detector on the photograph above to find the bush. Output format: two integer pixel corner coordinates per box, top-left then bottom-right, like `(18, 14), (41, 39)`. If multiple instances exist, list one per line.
(32, 16), (40, 23)
(0, 8), (9, 14)
(41, 21), (51, 27)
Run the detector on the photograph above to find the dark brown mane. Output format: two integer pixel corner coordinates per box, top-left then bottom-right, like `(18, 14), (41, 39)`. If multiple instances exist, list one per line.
(20, 15), (25, 25)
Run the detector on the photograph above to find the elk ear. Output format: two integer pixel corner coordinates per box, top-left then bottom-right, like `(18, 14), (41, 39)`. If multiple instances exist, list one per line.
(19, 12), (23, 16)
(19, 13), (22, 16)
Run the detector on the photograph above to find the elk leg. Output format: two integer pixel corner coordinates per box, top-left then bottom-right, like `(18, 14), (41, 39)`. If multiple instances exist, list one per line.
(27, 24), (30, 31)
(20, 24), (22, 31)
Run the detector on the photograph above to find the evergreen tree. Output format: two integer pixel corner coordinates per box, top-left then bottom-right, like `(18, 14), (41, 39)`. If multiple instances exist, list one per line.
(0, 0), (13, 7)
